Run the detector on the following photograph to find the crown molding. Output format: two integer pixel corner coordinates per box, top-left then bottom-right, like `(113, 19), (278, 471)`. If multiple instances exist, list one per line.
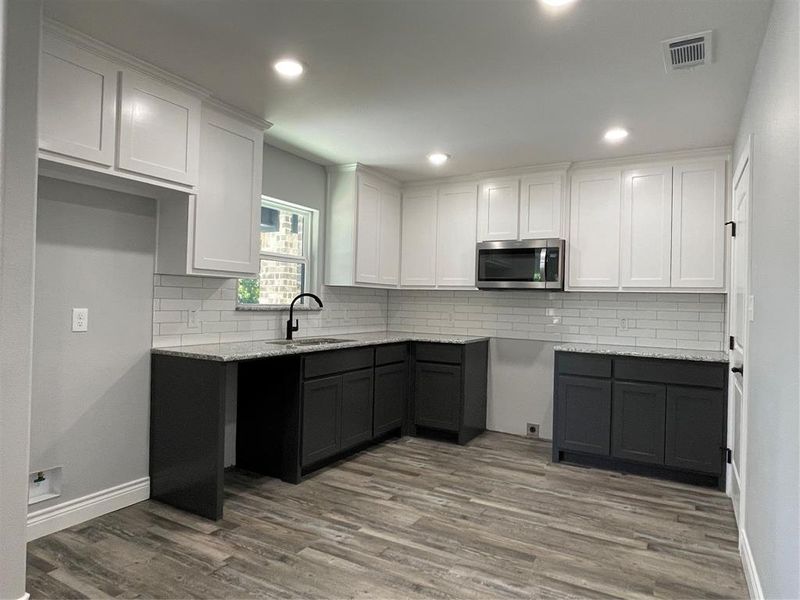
(403, 161), (572, 188)
(42, 19), (272, 132)
(326, 163), (401, 187)
(570, 146), (731, 171)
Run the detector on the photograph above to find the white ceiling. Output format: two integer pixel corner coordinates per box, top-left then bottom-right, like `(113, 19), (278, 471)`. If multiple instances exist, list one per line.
(44, 0), (771, 182)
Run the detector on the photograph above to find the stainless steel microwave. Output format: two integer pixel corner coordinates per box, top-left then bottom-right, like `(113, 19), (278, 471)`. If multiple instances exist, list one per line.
(476, 239), (565, 290)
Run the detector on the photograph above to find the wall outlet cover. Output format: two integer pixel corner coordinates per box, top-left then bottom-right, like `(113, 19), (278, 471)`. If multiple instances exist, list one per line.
(29, 466), (62, 505)
(526, 423), (540, 439)
(71, 307), (88, 332)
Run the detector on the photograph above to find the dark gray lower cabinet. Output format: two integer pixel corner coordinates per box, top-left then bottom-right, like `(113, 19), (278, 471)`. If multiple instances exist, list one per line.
(556, 376), (611, 456)
(665, 386), (724, 474)
(301, 375), (341, 466)
(414, 362), (461, 431)
(340, 368), (374, 451)
(374, 362), (407, 437)
(553, 351), (728, 489)
(612, 382), (666, 465)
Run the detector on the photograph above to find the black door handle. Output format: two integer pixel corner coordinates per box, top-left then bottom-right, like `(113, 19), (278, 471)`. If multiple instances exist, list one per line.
(731, 366), (744, 374)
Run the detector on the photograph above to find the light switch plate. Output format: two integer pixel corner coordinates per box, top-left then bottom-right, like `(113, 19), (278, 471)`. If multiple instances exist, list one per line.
(72, 308), (88, 332)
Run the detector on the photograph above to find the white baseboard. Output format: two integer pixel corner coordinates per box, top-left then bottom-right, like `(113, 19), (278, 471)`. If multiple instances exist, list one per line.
(740, 528), (764, 600)
(18, 593), (30, 600)
(27, 477), (149, 541)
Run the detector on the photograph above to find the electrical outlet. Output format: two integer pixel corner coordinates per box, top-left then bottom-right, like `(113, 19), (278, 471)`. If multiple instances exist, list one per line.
(526, 423), (540, 439)
(188, 308), (200, 329)
(29, 466), (62, 505)
(72, 308), (88, 332)
(619, 317), (629, 330)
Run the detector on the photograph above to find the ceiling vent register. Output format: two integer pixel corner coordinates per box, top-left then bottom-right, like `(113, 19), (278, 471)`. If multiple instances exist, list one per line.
(662, 30), (713, 71)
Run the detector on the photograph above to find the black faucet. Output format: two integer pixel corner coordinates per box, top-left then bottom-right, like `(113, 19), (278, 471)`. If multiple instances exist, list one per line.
(286, 293), (323, 340)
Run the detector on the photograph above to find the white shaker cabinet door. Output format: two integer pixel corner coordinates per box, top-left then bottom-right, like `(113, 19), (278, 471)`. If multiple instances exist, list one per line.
(436, 183), (478, 287)
(118, 70), (200, 186)
(355, 174), (382, 285)
(620, 167), (673, 288)
(477, 178), (519, 241)
(193, 108), (263, 275)
(671, 159), (726, 288)
(568, 170), (622, 288)
(39, 34), (118, 166)
(400, 188), (438, 287)
(378, 185), (402, 286)
(519, 172), (564, 240)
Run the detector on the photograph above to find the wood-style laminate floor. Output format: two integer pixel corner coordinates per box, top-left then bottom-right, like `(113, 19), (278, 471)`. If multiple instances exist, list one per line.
(26, 433), (747, 599)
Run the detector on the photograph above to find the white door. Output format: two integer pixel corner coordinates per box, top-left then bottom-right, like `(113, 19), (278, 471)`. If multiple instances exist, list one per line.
(620, 167), (673, 288)
(436, 183), (478, 287)
(118, 70), (200, 186)
(39, 34), (118, 166)
(477, 178), (519, 241)
(400, 188), (437, 287)
(568, 169), (622, 288)
(355, 174), (381, 284)
(193, 108), (262, 275)
(519, 172), (564, 239)
(671, 159), (726, 288)
(728, 143), (751, 522)
(378, 185), (401, 285)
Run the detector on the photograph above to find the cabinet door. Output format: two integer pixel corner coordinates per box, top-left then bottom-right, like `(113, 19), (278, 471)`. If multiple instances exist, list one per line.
(193, 108), (262, 275)
(414, 362), (461, 431)
(620, 167), (673, 288)
(302, 376), (341, 466)
(118, 70), (200, 186)
(374, 362), (407, 436)
(340, 368), (374, 451)
(556, 375), (611, 455)
(665, 387), (724, 474)
(519, 172), (564, 240)
(671, 160), (726, 288)
(400, 188), (438, 286)
(39, 34), (118, 166)
(611, 382), (666, 464)
(378, 185), (401, 285)
(477, 179), (519, 241)
(568, 170), (621, 288)
(436, 184), (478, 287)
(355, 174), (381, 284)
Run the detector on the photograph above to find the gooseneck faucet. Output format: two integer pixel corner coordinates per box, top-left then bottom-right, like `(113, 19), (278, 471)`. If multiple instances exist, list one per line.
(286, 293), (323, 340)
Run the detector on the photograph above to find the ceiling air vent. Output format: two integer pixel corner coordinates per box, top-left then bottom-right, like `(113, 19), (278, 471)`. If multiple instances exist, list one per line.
(662, 30), (712, 72)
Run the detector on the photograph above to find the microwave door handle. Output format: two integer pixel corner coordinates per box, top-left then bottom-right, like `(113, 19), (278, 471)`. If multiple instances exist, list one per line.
(538, 248), (547, 287)
(543, 246), (555, 288)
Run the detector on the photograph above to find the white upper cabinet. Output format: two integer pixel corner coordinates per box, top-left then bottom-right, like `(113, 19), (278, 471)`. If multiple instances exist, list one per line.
(671, 159), (726, 288)
(39, 34), (118, 166)
(326, 165), (402, 288)
(400, 188), (438, 287)
(118, 70), (200, 186)
(568, 169), (622, 288)
(436, 183), (478, 287)
(192, 107), (263, 275)
(519, 172), (564, 240)
(477, 178), (519, 241)
(620, 167), (673, 288)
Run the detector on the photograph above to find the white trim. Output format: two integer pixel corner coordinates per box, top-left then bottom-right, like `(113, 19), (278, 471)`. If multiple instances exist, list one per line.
(740, 529), (764, 600)
(17, 594), (30, 600)
(26, 477), (149, 541)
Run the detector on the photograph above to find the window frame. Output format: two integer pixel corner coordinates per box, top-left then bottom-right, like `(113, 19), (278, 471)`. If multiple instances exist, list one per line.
(236, 196), (318, 309)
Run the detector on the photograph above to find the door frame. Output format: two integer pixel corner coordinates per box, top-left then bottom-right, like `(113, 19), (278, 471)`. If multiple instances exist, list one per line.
(726, 135), (753, 526)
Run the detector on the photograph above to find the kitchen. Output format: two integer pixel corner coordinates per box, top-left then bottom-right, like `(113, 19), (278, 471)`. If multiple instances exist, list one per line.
(0, 1), (797, 599)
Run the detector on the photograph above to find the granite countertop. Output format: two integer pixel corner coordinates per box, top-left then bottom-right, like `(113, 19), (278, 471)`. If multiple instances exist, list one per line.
(553, 343), (729, 363)
(152, 331), (490, 362)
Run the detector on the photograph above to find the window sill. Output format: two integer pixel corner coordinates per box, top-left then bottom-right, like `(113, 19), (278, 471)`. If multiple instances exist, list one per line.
(235, 304), (323, 312)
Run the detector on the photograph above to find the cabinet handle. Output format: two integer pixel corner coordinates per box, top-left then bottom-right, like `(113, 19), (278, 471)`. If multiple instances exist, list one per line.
(731, 366), (743, 375)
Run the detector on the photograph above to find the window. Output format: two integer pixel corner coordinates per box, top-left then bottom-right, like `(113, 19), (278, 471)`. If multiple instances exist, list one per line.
(237, 197), (316, 307)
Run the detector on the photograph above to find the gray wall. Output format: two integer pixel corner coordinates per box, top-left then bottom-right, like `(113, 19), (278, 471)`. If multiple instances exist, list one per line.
(732, 1), (800, 597)
(0, 1), (41, 596)
(30, 178), (156, 510)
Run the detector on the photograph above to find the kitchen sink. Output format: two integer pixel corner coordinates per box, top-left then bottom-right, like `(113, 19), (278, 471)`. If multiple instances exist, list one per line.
(265, 337), (354, 346)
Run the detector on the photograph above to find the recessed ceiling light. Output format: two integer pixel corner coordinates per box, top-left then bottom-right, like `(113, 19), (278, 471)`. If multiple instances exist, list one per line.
(427, 152), (450, 166)
(273, 58), (304, 79)
(603, 127), (629, 143)
(541, 0), (577, 6)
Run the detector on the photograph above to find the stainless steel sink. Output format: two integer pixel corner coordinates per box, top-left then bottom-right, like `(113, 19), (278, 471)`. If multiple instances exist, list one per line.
(265, 337), (354, 346)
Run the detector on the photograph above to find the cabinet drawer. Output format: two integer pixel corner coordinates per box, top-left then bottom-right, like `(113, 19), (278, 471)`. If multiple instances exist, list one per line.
(376, 343), (408, 366)
(303, 347), (374, 379)
(557, 352), (612, 378)
(415, 343), (462, 365)
(615, 358), (726, 389)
